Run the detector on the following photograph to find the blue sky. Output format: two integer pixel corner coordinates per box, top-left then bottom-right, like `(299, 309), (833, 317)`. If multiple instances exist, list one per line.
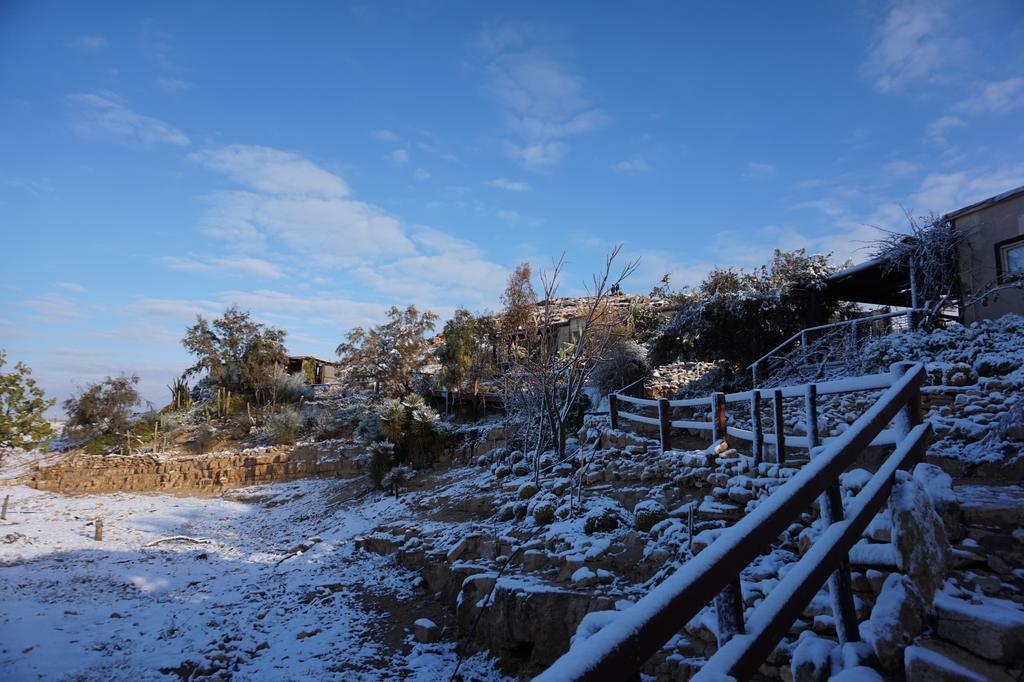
(2, 0), (1023, 412)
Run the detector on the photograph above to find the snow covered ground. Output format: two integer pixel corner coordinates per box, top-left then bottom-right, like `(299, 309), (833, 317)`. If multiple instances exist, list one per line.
(0, 480), (509, 681)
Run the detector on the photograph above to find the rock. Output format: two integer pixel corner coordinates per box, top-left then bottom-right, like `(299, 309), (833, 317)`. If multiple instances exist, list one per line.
(912, 463), (961, 540)
(522, 550), (548, 572)
(890, 474), (949, 602)
(870, 573), (927, 674)
(934, 592), (1024, 664)
(905, 638), (1015, 682)
(830, 666), (884, 682)
(790, 631), (836, 682)
(531, 500), (556, 525)
(412, 618), (441, 643)
(583, 504), (623, 535)
(517, 482), (539, 500)
(633, 500), (668, 532)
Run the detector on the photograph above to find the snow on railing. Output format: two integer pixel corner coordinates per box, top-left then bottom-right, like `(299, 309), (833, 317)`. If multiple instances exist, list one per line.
(748, 309), (921, 388)
(535, 362), (928, 681)
(609, 368), (896, 460)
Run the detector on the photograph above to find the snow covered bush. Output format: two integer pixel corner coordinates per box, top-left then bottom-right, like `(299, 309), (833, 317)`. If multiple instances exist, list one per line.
(266, 409), (302, 445)
(272, 373), (310, 405)
(649, 249), (850, 371)
(590, 338), (649, 395)
(63, 374), (140, 438)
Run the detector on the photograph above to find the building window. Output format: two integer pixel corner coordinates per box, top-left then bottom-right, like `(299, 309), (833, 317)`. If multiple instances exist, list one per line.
(996, 236), (1024, 281)
(1004, 242), (1024, 274)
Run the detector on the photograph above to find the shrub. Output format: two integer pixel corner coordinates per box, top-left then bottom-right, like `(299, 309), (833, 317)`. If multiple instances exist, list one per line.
(272, 373), (310, 405)
(376, 396), (445, 468)
(83, 433), (121, 455)
(194, 425), (217, 453)
(266, 409), (302, 445)
(367, 440), (395, 488)
(64, 374), (140, 437)
(590, 338), (649, 394)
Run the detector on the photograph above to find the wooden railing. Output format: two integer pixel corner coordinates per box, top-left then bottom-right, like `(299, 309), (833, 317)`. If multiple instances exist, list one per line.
(536, 362), (928, 681)
(610, 368), (899, 463)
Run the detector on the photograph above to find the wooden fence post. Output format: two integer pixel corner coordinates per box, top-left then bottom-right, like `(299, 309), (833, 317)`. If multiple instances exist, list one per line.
(805, 381), (859, 643)
(658, 398), (672, 453)
(711, 392), (727, 446)
(94, 519), (104, 542)
(773, 389), (786, 464)
(891, 362), (923, 441)
(1, 495), (8, 520)
(750, 390), (764, 465)
(714, 575), (745, 647)
(609, 393), (619, 431)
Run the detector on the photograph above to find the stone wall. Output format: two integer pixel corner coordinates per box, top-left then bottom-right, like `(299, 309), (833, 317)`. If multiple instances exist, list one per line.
(23, 445), (365, 494)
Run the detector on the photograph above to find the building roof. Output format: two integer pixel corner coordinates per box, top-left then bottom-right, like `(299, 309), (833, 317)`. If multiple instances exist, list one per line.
(945, 184), (1024, 221)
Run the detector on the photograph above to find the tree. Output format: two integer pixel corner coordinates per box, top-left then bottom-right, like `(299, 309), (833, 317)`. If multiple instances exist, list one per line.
(63, 374), (140, 436)
(499, 263), (538, 360)
(336, 305), (439, 396)
(649, 249), (844, 369)
(504, 246), (639, 470)
(182, 305), (287, 400)
(0, 351), (55, 449)
(438, 308), (496, 407)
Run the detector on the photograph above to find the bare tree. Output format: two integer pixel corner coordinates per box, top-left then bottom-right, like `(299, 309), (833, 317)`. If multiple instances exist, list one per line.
(503, 246), (639, 483)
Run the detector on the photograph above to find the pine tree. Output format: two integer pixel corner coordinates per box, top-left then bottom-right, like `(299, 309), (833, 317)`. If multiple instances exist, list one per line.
(0, 351), (55, 449)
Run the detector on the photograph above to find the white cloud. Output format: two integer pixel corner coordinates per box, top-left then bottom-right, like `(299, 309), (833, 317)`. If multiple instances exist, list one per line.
(745, 161), (777, 180)
(908, 164), (1024, 214)
(55, 282), (86, 294)
(387, 149), (409, 166)
(69, 35), (108, 51)
(959, 76), (1024, 115)
(353, 227), (507, 306)
(157, 77), (191, 92)
(881, 159), (920, 180)
(414, 167), (431, 181)
(190, 145), (507, 306)
(68, 93), (190, 146)
(924, 114), (965, 146)
(22, 293), (83, 320)
(371, 129), (400, 142)
(191, 145), (349, 197)
(477, 22), (606, 170)
(612, 157), (652, 175)
(495, 209), (542, 228)
(160, 255), (285, 279)
(862, 1), (965, 93)
(486, 177), (532, 192)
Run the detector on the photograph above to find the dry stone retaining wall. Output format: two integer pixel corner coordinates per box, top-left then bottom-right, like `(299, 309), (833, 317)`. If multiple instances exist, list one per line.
(23, 445), (365, 494)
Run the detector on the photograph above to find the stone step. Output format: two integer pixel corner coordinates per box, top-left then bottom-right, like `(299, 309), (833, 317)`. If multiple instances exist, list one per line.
(955, 484), (1024, 527)
(933, 591), (1024, 664)
(905, 638), (1016, 682)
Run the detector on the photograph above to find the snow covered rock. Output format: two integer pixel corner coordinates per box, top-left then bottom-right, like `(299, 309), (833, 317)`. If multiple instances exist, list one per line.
(632, 499), (668, 532)
(890, 474), (949, 602)
(905, 638), (1015, 682)
(933, 591), (1024, 665)
(790, 631), (836, 682)
(912, 463), (961, 540)
(869, 573), (927, 674)
(413, 618), (441, 643)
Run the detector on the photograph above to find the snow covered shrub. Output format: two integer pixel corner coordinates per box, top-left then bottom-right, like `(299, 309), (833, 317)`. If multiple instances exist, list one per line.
(583, 499), (629, 535)
(649, 249), (848, 369)
(272, 373), (310, 405)
(376, 397), (445, 468)
(590, 338), (649, 395)
(194, 425), (217, 453)
(381, 464), (413, 495)
(367, 440), (395, 489)
(266, 409), (302, 445)
(63, 374), (140, 438)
